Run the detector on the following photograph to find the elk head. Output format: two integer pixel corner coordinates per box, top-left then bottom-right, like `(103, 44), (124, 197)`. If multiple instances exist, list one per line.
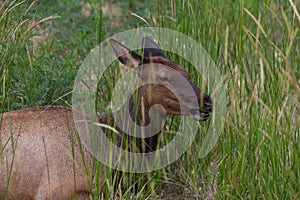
(110, 37), (213, 122)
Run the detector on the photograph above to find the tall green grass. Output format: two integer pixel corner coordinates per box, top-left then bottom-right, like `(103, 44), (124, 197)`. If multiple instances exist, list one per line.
(148, 0), (300, 199)
(0, 0), (299, 199)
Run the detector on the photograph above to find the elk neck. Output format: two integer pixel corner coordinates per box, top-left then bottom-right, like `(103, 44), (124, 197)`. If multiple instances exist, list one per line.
(97, 86), (165, 152)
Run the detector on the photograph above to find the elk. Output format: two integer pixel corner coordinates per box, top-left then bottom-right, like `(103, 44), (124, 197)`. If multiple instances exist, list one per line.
(0, 38), (212, 199)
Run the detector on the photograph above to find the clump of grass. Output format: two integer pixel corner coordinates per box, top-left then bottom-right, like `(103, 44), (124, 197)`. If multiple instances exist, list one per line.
(0, 1), (62, 111)
(148, 0), (300, 199)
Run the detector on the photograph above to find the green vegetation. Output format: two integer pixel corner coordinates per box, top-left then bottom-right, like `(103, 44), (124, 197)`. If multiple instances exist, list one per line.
(0, 0), (299, 199)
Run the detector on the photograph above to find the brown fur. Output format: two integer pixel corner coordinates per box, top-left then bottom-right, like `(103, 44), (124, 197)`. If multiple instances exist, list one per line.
(0, 106), (93, 199)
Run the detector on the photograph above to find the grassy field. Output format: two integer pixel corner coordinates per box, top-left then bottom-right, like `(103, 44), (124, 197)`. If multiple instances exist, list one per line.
(1, 0), (299, 199)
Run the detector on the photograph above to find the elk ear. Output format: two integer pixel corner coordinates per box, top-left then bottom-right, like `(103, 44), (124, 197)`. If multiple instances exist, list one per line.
(142, 37), (166, 58)
(110, 39), (142, 68)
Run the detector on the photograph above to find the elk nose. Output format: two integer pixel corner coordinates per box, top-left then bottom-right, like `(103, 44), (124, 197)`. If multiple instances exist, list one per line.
(204, 101), (213, 112)
(202, 93), (213, 112)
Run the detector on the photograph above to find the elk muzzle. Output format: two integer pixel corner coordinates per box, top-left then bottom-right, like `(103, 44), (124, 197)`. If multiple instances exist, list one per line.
(189, 81), (213, 121)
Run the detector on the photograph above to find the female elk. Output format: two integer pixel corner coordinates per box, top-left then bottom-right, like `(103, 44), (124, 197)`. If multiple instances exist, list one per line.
(0, 38), (212, 199)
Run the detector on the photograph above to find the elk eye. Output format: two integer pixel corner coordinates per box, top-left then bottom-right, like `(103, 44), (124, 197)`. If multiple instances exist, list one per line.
(159, 76), (169, 82)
